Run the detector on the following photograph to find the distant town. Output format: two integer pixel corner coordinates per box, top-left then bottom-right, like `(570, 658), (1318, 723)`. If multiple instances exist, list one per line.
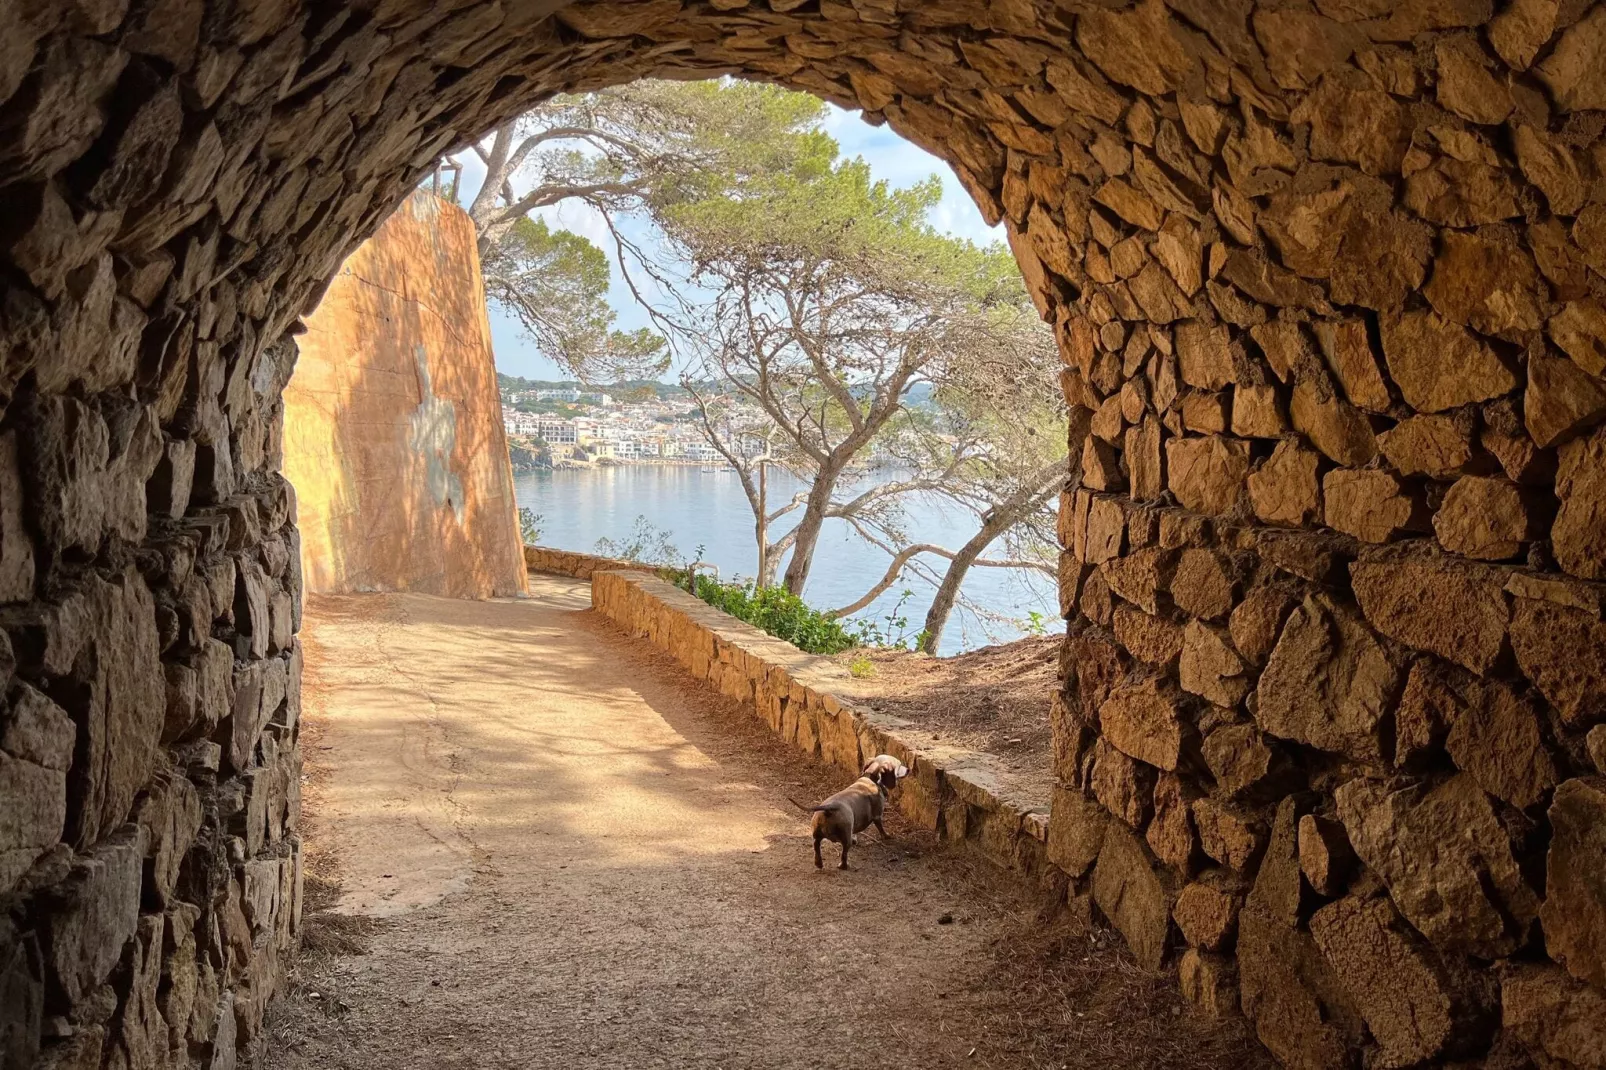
(498, 376), (764, 469)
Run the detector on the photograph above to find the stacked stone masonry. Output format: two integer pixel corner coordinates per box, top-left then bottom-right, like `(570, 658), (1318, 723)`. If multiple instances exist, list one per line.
(2, 0), (1606, 1066)
(523, 545), (660, 581)
(589, 568), (1054, 875)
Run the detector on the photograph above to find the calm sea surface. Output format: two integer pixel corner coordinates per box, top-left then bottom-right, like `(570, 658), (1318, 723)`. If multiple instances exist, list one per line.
(513, 465), (1061, 656)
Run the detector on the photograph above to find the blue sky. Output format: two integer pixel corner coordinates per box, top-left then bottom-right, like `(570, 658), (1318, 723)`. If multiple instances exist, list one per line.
(459, 101), (1002, 382)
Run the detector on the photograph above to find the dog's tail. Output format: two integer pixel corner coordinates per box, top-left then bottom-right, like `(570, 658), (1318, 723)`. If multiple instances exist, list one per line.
(786, 796), (827, 814)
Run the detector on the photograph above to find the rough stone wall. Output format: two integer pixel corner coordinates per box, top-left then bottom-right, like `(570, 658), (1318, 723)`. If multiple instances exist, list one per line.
(2, 0), (1606, 1067)
(286, 190), (527, 600)
(524, 544), (661, 580)
(592, 569), (1055, 874)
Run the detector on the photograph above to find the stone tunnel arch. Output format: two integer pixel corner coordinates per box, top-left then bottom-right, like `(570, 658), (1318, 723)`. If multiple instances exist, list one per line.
(3, 2), (1606, 1068)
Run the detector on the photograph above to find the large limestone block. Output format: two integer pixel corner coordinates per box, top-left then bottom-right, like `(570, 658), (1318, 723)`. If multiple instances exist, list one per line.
(1502, 963), (1606, 1070)
(38, 827), (146, 1008)
(1540, 777), (1606, 988)
(1046, 784), (1107, 879)
(1237, 903), (1361, 1070)
(1554, 425), (1606, 579)
(1090, 821), (1173, 971)
(1509, 596), (1606, 728)
(1309, 895), (1492, 1068)
(1335, 775), (1539, 958)
(1099, 676), (1188, 771)
(1444, 680), (1557, 810)
(1255, 592), (1400, 765)
(1379, 310), (1519, 412)
(1350, 558), (1509, 675)
(1166, 435), (1249, 516)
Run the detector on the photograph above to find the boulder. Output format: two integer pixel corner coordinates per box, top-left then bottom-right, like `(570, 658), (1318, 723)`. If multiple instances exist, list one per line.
(1146, 771), (1198, 874)
(1501, 964), (1606, 1070)
(1180, 392), (1229, 435)
(1525, 350), (1606, 450)
(1192, 797), (1267, 873)
(1099, 676), (1188, 771)
(1309, 895), (1494, 1067)
(1378, 413), (1475, 478)
(1379, 311), (1520, 413)
(38, 827), (145, 1008)
(1166, 435), (1250, 516)
(1351, 558), (1509, 676)
(1091, 738), (1155, 830)
(1297, 814), (1356, 898)
(1084, 496), (1126, 564)
(0, 433), (34, 603)
(1228, 586), (1298, 666)
(1323, 468), (1424, 543)
(1090, 821), (1174, 971)
(1100, 547), (1173, 614)
(1179, 621), (1250, 707)
(1433, 476), (1544, 560)
(130, 767), (204, 908)
(1255, 592), (1401, 765)
(1423, 231), (1545, 337)
(1081, 434), (1125, 491)
(1237, 900), (1361, 1070)
(1590, 725), (1606, 774)
(1203, 723), (1294, 802)
(1175, 321), (1236, 391)
(1549, 299), (1606, 377)
(1508, 596), (1606, 729)
(1446, 680), (1557, 811)
(1554, 426), (1606, 579)
(1178, 949), (1238, 1018)
(1112, 604), (1184, 667)
(1394, 659), (1459, 770)
(1335, 775), (1539, 958)
(1314, 318), (1392, 412)
(1291, 69), (1408, 177)
(1488, 0), (1558, 70)
(1290, 380), (1378, 466)
(1046, 784), (1108, 879)
(1173, 875), (1241, 952)
(1230, 385), (1285, 441)
(1126, 417), (1164, 501)
(1170, 548), (1235, 620)
(1076, 0), (1193, 95)
(1248, 441), (1322, 527)
(1539, 777), (1606, 988)
(1535, 4), (1606, 111)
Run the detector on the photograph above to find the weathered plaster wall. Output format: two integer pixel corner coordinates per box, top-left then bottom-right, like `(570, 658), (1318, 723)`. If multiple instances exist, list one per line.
(285, 190), (527, 600)
(2, 1), (1606, 1068)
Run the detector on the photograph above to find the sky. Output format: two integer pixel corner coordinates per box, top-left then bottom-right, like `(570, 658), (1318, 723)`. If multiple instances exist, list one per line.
(454, 98), (1004, 382)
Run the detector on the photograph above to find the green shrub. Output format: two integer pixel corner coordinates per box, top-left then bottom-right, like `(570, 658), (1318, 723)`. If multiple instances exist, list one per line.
(685, 576), (859, 655)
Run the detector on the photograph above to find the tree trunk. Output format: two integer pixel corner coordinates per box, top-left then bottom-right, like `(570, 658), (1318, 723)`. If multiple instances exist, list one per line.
(916, 520), (1006, 654)
(780, 470), (838, 595)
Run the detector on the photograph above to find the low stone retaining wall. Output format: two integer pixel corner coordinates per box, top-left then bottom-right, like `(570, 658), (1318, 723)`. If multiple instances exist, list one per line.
(523, 545), (658, 580)
(590, 570), (1052, 877)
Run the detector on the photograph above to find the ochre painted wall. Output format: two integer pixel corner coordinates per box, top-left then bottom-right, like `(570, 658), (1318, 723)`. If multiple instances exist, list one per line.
(285, 190), (527, 599)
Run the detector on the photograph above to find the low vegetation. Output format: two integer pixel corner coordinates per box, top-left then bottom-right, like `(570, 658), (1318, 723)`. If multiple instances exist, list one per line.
(684, 575), (858, 655)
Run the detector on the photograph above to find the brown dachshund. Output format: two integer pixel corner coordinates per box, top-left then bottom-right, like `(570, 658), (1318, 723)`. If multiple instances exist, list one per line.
(810, 755), (909, 870)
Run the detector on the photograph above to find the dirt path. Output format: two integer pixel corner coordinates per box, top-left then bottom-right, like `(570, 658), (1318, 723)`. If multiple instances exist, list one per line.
(265, 576), (1273, 1070)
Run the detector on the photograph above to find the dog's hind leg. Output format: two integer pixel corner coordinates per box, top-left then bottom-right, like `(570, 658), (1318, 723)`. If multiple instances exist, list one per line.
(813, 831), (824, 869)
(838, 840), (851, 870)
